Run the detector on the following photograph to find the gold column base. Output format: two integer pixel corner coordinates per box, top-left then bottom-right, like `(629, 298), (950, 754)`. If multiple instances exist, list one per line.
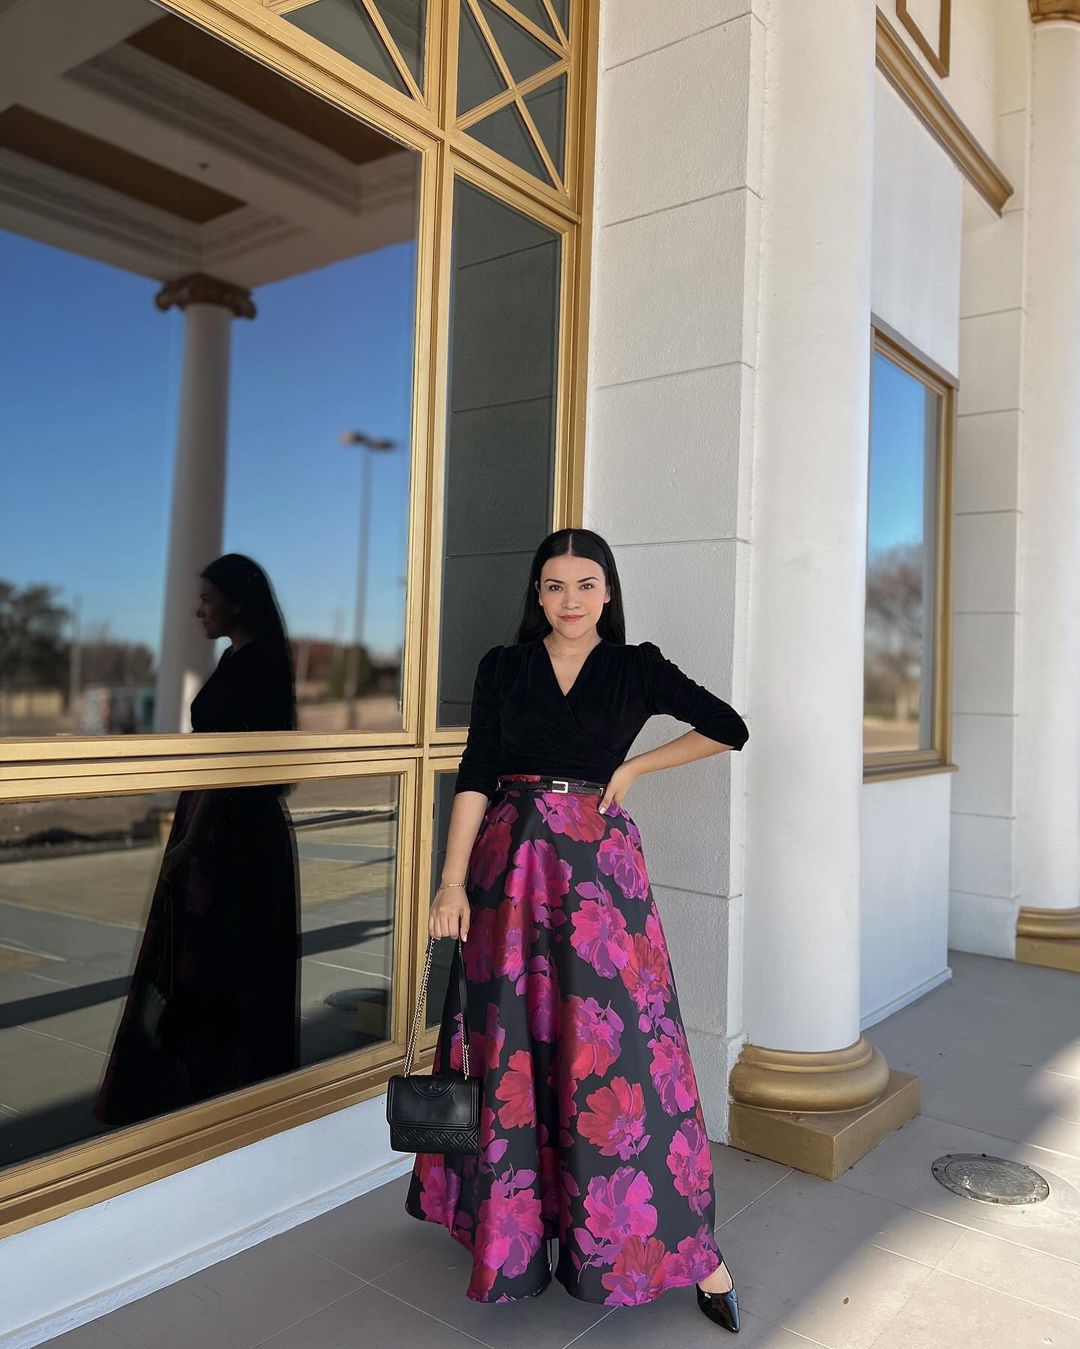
(1016, 906), (1080, 973)
(729, 1069), (920, 1180)
(729, 1036), (891, 1112)
(727, 1036), (919, 1180)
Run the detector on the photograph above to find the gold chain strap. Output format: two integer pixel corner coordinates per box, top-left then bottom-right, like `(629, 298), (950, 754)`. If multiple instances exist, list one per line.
(403, 935), (470, 1079)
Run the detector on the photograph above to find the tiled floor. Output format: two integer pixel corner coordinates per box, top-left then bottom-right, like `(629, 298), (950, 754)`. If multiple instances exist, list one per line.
(45, 951), (1080, 1348)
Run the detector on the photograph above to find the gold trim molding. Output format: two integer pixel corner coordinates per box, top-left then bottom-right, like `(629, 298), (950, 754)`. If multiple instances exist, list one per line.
(876, 10), (1013, 215)
(1016, 905), (1080, 972)
(729, 1035), (891, 1113)
(897, 0), (951, 77)
(1029, 1), (1080, 21)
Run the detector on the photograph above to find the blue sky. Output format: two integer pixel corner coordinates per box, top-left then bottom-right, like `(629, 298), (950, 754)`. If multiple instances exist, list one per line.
(1, 229), (928, 661)
(0, 230), (417, 661)
(868, 349), (935, 560)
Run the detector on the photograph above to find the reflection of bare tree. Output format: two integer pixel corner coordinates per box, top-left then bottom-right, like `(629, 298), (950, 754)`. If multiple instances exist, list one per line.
(80, 624), (155, 688)
(865, 541), (923, 722)
(0, 584), (160, 733)
(0, 580), (69, 707)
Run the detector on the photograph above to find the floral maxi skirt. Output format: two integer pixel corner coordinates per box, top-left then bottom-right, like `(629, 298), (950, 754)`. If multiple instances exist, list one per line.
(404, 773), (723, 1306)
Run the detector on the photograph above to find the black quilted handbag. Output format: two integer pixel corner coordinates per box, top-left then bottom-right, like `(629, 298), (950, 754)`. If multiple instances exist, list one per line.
(386, 934), (480, 1155)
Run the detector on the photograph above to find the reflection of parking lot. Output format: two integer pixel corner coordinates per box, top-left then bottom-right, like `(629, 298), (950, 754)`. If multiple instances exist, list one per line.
(0, 807), (398, 1168)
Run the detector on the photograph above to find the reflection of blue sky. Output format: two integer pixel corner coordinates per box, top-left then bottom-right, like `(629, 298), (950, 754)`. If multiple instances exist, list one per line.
(0, 230), (416, 660)
(868, 351), (932, 558)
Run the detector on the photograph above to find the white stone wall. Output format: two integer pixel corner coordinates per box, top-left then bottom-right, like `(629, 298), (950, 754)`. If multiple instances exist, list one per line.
(585, 0), (765, 1138)
(885, 0), (1001, 155)
(860, 775), (953, 1027)
(950, 0), (1030, 957)
(861, 69), (961, 1020)
(0, 1096), (413, 1346)
(871, 72), (963, 376)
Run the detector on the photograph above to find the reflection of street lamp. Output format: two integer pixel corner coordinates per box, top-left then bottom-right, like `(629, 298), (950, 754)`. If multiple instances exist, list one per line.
(340, 429), (397, 730)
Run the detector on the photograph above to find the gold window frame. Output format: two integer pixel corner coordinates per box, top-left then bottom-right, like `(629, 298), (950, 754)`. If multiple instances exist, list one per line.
(0, 0), (600, 1238)
(863, 322), (957, 784)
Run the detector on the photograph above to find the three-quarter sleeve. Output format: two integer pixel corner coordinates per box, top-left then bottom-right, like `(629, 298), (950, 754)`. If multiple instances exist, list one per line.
(453, 644), (504, 799)
(639, 640), (749, 750)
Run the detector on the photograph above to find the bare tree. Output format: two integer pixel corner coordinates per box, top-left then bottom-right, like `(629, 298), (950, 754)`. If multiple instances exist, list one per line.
(0, 579), (69, 693)
(865, 541), (924, 719)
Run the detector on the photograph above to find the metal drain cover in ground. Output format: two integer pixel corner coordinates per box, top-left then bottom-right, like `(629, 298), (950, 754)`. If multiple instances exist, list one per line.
(931, 1153), (1050, 1205)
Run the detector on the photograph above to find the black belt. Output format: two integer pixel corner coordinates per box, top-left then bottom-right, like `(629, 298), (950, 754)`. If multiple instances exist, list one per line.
(497, 774), (607, 796)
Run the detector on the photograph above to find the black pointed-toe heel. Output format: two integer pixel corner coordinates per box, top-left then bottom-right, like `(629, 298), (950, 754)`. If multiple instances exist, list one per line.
(696, 1263), (740, 1333)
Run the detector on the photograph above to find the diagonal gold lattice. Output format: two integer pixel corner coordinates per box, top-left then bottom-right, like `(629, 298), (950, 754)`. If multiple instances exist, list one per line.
(271, 0), (424, 99)
(540, 0), (568, 46)
(460, 0), (567, 190)
(484, 0), (566, 57)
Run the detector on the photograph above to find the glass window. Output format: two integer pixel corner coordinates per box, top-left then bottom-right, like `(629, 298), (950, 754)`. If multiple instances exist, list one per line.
(284, 0), (426, 94)
(437, 179), (561, 725)
(467, 102), (552, 182)
(475, 0), (556, 83)
(0, 0), (420, 740)
(457, 0), (567, 189)
(457, 2), (507, 114)
(864, 342), (946, 757)
(427, 770), (460, 1024)
(523, 73), (566, 179)
(510, 0), (558, 39)
(0, 776), (400, 1170)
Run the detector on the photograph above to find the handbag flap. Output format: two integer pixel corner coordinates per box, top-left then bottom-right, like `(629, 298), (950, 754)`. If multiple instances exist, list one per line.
(386, 1073), (480, 1131)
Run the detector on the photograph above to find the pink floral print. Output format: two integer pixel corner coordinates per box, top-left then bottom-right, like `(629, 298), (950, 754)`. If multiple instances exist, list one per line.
(597, 827), (650, 901)
(666, 1115), (713, 1215)
(406, 775), (720, 1306)
(648, 1020), (698, 1116)
(495, 1049), (535, 1128)
(570, 882), (631, 978)
(578, 1076), (650, 1159)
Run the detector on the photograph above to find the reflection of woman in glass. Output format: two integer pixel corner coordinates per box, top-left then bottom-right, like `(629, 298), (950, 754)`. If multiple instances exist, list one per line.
(94, 554), (300, 1127)
(406, 529), (750, 1330)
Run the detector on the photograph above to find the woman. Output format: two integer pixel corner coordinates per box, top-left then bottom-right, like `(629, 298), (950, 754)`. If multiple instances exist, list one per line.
(405, 529), (749, 1331)
(94, 554), (300, 1127)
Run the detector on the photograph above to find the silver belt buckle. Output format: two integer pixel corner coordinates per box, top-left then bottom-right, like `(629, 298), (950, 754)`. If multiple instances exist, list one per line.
(550, 778), (570, 793)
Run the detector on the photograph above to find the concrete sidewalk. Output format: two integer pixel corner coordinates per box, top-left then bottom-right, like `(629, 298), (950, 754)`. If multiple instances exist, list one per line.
(44, 950), (1080, 1348)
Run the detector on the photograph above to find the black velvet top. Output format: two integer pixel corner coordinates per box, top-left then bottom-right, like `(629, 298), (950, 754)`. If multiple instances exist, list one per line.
(190, 638), (295, 734)
(453, 635), (750, 800)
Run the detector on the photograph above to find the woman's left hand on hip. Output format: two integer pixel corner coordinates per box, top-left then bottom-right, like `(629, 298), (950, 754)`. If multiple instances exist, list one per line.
(597, 762), (638, 814)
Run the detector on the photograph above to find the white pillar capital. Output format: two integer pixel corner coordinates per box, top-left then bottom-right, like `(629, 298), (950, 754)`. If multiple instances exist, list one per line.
(1029, 1), (1080, 23)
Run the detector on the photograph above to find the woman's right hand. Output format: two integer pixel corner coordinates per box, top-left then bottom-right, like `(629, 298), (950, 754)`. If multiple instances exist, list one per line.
(429, 884), (471, 942)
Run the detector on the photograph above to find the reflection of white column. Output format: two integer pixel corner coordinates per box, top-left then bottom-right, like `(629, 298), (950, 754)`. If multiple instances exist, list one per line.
(153, 274), (255, 734)
(1015, 5), (1080, 968)
(730, 1), (916, 1177)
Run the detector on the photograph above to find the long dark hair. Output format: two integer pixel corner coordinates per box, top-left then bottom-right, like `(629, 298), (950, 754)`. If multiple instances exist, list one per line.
(200, 553), (297, 731)
(513, 529), (628, 645)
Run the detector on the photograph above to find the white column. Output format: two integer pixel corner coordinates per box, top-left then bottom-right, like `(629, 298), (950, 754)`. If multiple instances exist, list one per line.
(741, 3), (878, 1061)
(1015, 17), (1080, 919)
(153, 275), (254, 734)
